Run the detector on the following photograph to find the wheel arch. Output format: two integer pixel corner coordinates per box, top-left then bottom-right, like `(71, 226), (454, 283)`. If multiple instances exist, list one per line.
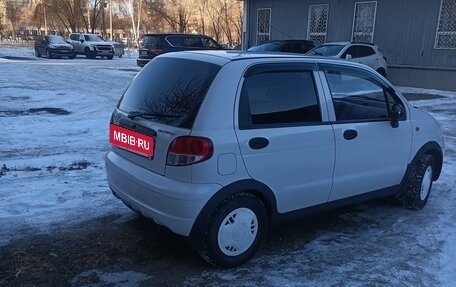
(189, 179), (277, 248)
(407, 141), (443, 182)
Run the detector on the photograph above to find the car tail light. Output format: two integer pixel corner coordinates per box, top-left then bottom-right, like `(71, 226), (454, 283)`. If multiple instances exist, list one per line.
(148, 49), (164, 56)
(167, 136), (213, 166)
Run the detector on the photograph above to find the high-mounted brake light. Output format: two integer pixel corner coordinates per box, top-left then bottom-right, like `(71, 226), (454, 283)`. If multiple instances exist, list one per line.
(167, 136), (213, 166)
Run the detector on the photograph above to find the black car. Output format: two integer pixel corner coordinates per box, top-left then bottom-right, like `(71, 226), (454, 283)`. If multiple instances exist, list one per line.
(137, 33), (224, 67)
(34, 35), (74, 59)
(247, 39), (315, 54)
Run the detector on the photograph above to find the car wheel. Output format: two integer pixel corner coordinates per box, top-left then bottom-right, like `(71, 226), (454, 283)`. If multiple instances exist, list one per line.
(35, 48), (41, 57)
(84, 48), (94, 59)
(400, 154), (434, 210)
(199, 193), (268, 268)
(107, 55), (114, 60)
(118, 54), (123, 58)
(46, 49), (53, 59)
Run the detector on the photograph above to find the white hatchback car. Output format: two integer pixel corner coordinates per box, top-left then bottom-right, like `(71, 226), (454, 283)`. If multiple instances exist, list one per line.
(307, 42), (388, 77)
(105, 51), (444, 268)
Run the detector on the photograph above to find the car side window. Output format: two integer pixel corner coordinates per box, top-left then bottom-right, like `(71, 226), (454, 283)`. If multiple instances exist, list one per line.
(341, 46), (358, 59)
(324, 67), (400, 122)
(70, 34), (79, 41)
(201, 37), (218, 48)
(185, 37), (204, 47)
(166, 36), (183, 47)
(358, 46), (375, 57)
(239, 69), (321, 129)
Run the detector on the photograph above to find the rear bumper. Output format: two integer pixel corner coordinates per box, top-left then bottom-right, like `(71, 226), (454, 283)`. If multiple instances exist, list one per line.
(104, 151), (221, 236)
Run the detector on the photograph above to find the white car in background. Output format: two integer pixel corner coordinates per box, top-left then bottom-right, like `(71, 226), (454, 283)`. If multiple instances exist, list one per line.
(307, 42), (388, 77)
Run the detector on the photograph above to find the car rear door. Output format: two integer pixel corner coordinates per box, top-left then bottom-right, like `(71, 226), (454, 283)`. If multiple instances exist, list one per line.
(319, 63), (412, 201)
(235, 63), (335, 213)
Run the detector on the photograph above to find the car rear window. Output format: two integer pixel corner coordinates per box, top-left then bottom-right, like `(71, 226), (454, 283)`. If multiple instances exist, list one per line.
(118, 58), (221, 129)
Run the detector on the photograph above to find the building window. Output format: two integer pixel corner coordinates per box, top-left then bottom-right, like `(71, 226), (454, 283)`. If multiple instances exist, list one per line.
(435, 0), (456, 49)
(256, 8), (271, 43)
(352, 1), (377, 43)
(307, 4), (329, 44)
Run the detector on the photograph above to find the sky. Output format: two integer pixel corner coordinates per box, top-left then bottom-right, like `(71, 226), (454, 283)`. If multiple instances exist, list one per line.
(0, 46), (455, 286)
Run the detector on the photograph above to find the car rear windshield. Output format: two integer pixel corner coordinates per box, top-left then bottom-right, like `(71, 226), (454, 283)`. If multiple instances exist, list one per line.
(118, 58), (221, 129)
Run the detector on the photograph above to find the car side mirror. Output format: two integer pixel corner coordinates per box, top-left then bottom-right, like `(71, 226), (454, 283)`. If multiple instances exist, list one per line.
(80, 39), (84, 43)
(390, 103), (404, 128)
(345, 54), (353, 60)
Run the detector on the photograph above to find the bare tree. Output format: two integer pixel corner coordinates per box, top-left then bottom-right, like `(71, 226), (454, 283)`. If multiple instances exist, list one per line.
(5, 1), (22, 39)
(144, 0), (194, 33)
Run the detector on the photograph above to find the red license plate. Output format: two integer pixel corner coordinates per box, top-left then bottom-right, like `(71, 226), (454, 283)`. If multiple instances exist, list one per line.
(110, 124), (155, 157)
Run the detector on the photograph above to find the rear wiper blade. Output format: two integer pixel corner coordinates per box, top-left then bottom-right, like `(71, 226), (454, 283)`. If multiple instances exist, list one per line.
(128, 111), (180, 120)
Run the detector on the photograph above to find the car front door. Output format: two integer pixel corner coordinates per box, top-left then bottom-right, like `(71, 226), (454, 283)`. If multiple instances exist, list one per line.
(320, 64), (412, 201)
(235, 63), (335, 213)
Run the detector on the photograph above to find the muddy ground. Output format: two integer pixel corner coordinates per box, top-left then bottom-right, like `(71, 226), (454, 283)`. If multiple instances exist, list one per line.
(1, 200), (369, 287)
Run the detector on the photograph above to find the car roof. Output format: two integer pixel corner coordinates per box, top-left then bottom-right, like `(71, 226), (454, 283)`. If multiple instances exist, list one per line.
(319, 42), (350, 46)
(159, 50), (376, 71)
(318, 41), (376, 47)
(143, 33), (210, 37)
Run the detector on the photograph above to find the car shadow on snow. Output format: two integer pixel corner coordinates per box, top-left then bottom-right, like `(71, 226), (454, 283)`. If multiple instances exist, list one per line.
(0, 197), (403, 286)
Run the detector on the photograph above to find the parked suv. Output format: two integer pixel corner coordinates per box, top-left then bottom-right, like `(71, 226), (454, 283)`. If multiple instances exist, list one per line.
(67, 33), (114, 59)
(34, 35), (74, 59)
(105, 51), (444, 268)
(136, 33), (223, 67)
(307, 42), (388, 77)
(247, 39), (315, 54)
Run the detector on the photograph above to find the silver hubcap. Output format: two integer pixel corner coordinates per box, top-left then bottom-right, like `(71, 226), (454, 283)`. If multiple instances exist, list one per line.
(420, 166), (433, 201)
(217, 208), (258, 256)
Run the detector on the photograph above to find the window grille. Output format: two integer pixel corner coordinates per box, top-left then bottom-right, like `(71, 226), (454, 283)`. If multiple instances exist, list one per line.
(435, 0), (456, 49)
(352, 1), (377, 43)
(257, 8), (271, 43)
(307, 4), (329, 44)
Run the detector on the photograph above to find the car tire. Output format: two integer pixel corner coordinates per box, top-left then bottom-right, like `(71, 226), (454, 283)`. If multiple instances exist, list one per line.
(400, 154), (434, 210)
(198, 193), (268, 268)
(118, 54), (123, 58)
(107, 55), (114, 60)
(84, 48), (94, 59)
(35, 48), (41, 57)
(46, 49), (53, 59)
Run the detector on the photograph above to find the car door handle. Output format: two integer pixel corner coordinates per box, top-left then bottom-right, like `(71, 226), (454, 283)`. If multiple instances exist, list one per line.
(249, 137), (269, 150)
(343, 129), (358, 140)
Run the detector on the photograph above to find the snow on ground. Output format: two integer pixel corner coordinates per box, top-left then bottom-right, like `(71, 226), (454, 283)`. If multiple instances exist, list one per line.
(1, 46), (455, 286)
